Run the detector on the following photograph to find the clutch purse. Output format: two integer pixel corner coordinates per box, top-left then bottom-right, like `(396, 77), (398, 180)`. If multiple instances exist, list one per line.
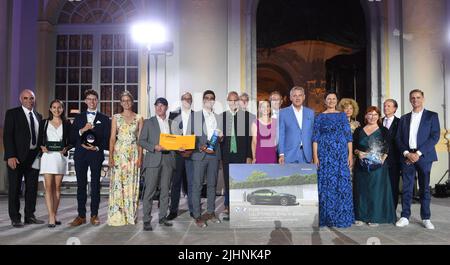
(46, 141), (64, 151)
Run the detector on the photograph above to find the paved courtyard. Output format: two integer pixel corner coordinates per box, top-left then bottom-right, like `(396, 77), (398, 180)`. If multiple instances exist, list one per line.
(1, 195), (450, 245)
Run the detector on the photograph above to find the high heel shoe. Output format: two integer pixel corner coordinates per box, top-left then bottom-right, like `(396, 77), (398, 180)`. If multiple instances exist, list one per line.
(48, 223), (56, 228)
(55, 221), (61, 225)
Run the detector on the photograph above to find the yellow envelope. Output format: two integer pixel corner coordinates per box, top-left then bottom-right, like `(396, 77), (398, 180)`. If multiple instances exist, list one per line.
(159, 133), (196, 150)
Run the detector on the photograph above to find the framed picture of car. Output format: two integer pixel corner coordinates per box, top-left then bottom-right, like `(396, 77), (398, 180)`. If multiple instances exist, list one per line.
(229, 163), (318, 228)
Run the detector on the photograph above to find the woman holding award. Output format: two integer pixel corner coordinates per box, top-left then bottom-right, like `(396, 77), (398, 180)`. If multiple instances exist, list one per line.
(38, 100), (72, 228)
(353, 106), (396, 226)
(107, 91), (143, 226)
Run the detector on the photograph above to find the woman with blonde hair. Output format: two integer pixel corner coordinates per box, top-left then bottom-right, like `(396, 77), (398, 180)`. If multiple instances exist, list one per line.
(107, 91), (144, 226)
(338, 98), (360, 133)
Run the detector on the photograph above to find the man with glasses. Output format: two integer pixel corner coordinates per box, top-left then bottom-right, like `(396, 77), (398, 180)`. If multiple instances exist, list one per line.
(69, 89), (111, 226)
(191, 90), (223, 228)
(167, 92), (195, 220)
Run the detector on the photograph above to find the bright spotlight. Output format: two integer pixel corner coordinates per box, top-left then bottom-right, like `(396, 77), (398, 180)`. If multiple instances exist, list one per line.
(131, 22), (167, 47)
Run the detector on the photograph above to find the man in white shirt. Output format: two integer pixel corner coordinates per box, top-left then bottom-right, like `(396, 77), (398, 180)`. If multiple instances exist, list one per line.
(269, 91), (283, 120)
(395, 90), (440, 229)
(3, 89), (44, 227)
(191, 90), (223, 228)
(167, 92), (195, 220)
(138, 97), (176, 231)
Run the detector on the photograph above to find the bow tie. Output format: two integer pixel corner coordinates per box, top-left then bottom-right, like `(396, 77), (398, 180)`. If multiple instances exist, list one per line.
(87, 111), (96, 115)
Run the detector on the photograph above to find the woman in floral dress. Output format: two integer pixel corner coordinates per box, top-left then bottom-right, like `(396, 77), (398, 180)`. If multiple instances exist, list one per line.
(107, 91), (143, 226)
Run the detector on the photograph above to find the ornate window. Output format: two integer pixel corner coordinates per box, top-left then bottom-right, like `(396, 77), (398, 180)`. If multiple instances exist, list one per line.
(54, 0), (141, 117)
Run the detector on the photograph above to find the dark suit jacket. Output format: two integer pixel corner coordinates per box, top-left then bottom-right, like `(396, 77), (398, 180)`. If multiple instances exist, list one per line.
(396, 109), (440, 163)
(3, 106), (42, 163)
(70, 111), (111, 161)
(220, 110), (253, 164)
(382, 116), (401, 165)
(38, 119), (73, 156)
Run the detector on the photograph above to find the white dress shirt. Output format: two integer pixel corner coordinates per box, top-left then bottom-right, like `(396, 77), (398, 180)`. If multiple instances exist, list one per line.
(292, 105), (303, 130)
(22, 106), (39, 149)
(87, 109), (97, 124)
(157, 115), (170, 134)
(79, 109), (97, 136)
(404, 109), (424, 157)
(383, 116), (394, 130)
(203, 109), (217, 141)
(181, 109), (191, 136)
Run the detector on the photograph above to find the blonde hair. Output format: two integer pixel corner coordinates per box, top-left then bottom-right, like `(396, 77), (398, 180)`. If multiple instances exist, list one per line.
(338, 98), (359, 119)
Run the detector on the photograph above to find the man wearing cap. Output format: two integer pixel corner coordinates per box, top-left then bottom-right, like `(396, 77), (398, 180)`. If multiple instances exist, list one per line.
(138, 97), (176, 231)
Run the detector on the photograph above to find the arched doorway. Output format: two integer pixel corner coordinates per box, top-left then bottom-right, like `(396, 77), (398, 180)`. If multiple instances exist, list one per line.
(255, 0), (370, 117)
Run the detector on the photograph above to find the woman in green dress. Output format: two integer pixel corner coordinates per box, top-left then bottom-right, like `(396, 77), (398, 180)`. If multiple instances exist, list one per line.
(353, 106), (396, 227)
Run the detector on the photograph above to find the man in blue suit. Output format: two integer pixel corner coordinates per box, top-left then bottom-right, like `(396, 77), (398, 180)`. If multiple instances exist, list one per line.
(69, 89), (111, 226)
(395, 89), (440, 230)
(278, 86), (315, 164)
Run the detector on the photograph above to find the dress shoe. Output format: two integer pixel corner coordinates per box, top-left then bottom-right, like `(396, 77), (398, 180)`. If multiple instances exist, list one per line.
(354, 220), (364, 226)
(159, 218), (173, 227)
(143, 222), (152, 231)
(48, 223), (56, 228)
(195, 217), (207, 228)
(11, 221), (24, 228)
(422, 219), (435, 230)
(166, 212), (178, 221)
(24, 217), (45, 224)
(204, 213), (221, 224)
(395, 217), (409, 227)
(69, 216), (86, 227)
(90, 215), (100, 226)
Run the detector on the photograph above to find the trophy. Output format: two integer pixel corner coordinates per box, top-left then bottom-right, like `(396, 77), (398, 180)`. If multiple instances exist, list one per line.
(81, 129), (98, 147)
(360, 139), (383, 171)
(206, 129), (221, 152)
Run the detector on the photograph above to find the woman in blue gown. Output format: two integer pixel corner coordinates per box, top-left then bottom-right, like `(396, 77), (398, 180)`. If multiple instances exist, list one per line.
(313, 92), (354, 228)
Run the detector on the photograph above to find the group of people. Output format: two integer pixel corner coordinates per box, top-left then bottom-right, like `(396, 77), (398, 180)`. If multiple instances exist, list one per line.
(3, 86), (440, 231)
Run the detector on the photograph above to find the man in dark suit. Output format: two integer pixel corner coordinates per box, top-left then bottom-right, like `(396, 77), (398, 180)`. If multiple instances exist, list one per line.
(395, 89), (440, 230)
(167, 92), (195, 220)
(3, 89), (45, 227)
(69, 89), (111, 226)
(191, 90), (223, 228)
(382, 99), (401, 210)
(221, 91), (253, 220)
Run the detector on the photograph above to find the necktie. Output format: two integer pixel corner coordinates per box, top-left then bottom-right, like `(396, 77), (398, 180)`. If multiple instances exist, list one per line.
(230, 114), (237, 153)
(29, 111), (36, 145)
(384, 118), (390, 129)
